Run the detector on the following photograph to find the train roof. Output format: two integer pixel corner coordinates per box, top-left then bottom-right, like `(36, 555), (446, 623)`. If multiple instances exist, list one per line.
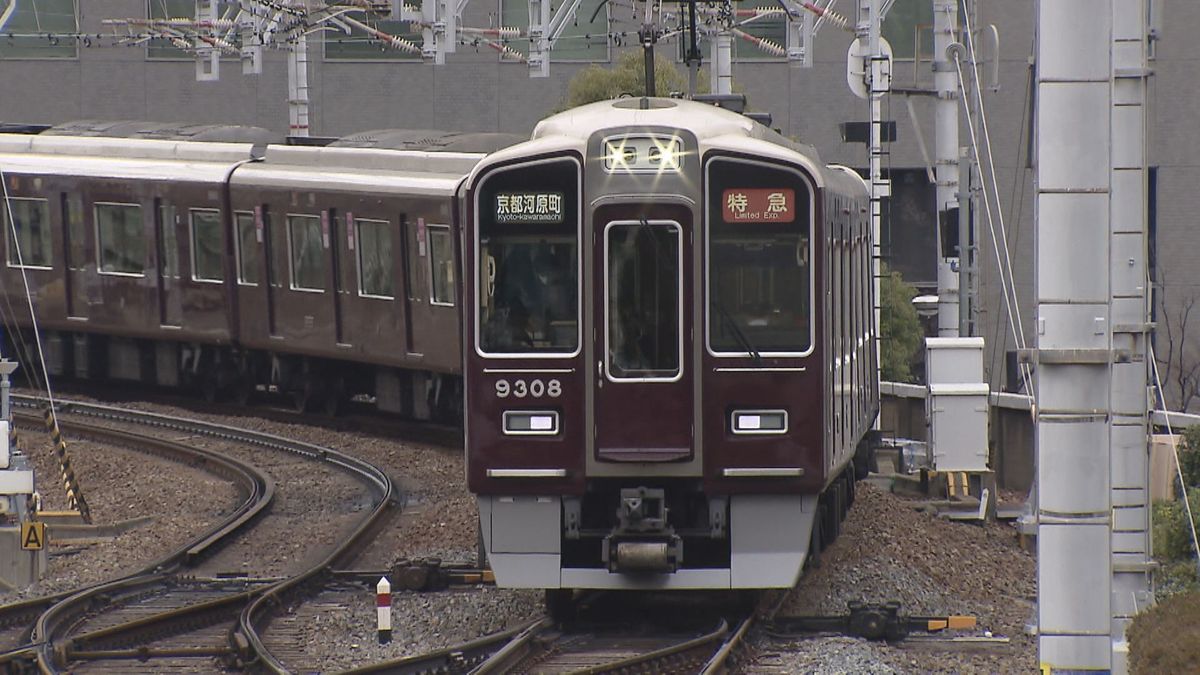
(330, 129), (527, 154)
(0, 132), (266, 183)
(532, 97), (822, 161)
(41, 120), (284, 144)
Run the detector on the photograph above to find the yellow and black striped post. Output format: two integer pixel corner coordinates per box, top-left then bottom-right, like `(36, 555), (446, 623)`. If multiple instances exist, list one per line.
(43, 406), (91, 524)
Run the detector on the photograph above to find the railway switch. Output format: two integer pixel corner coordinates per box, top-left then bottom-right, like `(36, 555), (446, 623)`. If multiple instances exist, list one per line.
(770, 601), (978, 642)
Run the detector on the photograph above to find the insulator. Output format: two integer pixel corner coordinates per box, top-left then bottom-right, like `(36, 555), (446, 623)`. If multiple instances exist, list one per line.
(495, 26), (521, 38)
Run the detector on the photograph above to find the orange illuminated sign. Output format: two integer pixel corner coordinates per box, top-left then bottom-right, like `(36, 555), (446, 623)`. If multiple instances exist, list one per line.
(721, 188), (795, 223)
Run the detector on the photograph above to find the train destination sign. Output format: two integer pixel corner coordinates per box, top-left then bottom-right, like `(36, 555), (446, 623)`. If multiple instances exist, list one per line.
(722, 188), (795, 223)
(495, 191), (564, 224)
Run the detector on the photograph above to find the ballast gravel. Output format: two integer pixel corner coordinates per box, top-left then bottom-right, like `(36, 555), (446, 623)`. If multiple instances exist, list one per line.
(3, 391), (1036, 673)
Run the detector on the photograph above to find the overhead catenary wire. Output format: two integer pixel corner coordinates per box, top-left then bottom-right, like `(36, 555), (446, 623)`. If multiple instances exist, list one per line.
(953, 52), (1033, 400)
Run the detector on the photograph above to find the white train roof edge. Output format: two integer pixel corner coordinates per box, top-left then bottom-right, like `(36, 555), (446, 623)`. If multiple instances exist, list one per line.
(470, 98), (834, 190)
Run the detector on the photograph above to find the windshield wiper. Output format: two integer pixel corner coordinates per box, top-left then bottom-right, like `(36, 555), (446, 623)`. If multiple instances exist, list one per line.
(715, 302), (762, 363)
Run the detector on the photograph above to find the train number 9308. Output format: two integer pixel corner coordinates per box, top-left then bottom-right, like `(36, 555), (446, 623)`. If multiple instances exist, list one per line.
(495, 379), (562, 399)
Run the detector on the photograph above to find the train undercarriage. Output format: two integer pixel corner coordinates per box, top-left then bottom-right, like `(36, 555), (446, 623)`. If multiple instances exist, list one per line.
(18, 329), (462, 422)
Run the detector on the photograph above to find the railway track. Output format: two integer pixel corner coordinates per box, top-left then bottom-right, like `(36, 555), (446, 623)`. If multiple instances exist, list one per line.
(0, 395), (397, 673)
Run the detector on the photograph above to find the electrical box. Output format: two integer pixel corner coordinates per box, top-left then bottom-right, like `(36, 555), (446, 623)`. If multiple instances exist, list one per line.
(0, 421), (8, 470)
(928, 384), (990, 472)
(926, 337), (985, 384)
(925, 337), (990, 473)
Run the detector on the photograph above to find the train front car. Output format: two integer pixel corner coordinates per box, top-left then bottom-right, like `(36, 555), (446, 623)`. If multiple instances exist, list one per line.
(464, 98), (875, 592)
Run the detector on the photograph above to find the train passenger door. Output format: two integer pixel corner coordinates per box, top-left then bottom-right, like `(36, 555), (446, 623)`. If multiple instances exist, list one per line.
(592, 206), (693, 462)
(62, 193), (89, 320)
(154, 200), (183, 327)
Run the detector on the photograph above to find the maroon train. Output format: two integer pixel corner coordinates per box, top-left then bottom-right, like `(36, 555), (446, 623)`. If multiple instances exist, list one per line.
(1, 99), (878, 592)
(463, 99), (877, 591)
(0, 122), (519, 420)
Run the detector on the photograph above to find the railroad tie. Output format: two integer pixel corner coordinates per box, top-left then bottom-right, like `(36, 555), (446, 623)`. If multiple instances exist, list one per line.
(43, 406), (92, 524)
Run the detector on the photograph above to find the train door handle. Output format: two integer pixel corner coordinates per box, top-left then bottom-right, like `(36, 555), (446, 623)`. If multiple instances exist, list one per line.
(597, 360), (604, 379)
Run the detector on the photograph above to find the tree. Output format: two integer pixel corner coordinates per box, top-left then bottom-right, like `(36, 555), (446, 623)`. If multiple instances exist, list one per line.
(561, 51), (700, 110)
(1156, 273), (1200, 411)
(880, 265), (923, 382)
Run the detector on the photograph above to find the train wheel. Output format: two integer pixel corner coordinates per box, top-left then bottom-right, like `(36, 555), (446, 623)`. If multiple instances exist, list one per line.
(322, 376), (345, 418)
(292, 378), (322, 413)
(199, 372), (221, 403)
(231, 374), (255, 406)
(545, 589), (575, 624)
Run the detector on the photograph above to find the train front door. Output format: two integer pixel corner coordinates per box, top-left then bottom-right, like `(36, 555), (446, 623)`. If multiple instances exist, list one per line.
(592, 207), (693, 463)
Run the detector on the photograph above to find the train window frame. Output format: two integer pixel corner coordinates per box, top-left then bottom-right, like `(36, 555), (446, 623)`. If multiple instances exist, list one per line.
(603, 219), (684, 383)
(3, 196), (54, 269)
(703, 156), (816, 359)
(286, 213), (326, 293)
(95, 201), (147, 277)
(426, 224), (455, 307)
(472, 155), (583, 360)
(189, 208), (224, 283)
(234, 210), (258, 286)
(354, 217), (394, 299)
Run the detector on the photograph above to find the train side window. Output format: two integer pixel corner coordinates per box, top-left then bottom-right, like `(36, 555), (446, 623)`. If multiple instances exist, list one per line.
(427, 225), (454, 306)
(356, 218), (393, 298)
(4, 197), (53, 269)
(287, 214), (325, 292)
(190, 208), (224, 282)
(234, 211), (258, 285)
(95, 202), (145, 276)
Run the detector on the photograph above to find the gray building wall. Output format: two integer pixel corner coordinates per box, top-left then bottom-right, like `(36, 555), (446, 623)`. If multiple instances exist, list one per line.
(1, 1), (1196, 408)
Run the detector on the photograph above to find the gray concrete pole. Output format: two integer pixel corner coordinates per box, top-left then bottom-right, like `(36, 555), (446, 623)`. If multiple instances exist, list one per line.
(934, 0), (960, 337)
(1108, 1), (1153, 670)
(1035, 1), (1112, 670)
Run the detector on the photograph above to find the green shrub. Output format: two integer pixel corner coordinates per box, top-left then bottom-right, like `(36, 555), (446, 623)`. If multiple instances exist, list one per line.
(1153, 488), (1200, 562)
(880, 266), (923, 383)
(1179, 426), (1200, 489)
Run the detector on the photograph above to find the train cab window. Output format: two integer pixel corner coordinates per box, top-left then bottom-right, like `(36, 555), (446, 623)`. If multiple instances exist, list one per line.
(427, 225), (454, 306)
(606, 221), (682, 380)
(287, 214), (325, 292)
(355, 218), (393, 298)
(4, 197), (52, 268)
(95, 202), (145, 275)
(706, 158), (813, 356)
(476, 157), (580, 355)
(190, 208), (223, 282)
(235, 211), (258, 285)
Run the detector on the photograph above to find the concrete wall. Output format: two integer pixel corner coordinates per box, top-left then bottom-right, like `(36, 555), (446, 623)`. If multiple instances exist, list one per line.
(1, 2), (1196, 408)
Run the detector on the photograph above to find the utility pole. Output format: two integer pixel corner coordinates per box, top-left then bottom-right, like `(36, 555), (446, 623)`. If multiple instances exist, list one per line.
(1034, 1), (1113, 671)
(858, 0), (890, 389)
(933, 0), (961, 337)
(1108, 0), (1153, 669)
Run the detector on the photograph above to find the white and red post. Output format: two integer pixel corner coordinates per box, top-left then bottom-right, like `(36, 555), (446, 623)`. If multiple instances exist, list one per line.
(376, 576), (392, 644)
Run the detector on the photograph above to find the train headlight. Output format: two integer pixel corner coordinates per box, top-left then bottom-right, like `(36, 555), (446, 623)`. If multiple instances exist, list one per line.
(731, 410), (788, 435)
(503, 411), (560, 436)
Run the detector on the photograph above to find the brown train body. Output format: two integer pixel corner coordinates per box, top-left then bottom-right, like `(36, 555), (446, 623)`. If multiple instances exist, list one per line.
(0, 101), (877, 591)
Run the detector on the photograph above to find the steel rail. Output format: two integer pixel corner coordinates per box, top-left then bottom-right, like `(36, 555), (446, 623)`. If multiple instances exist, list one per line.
(0, 410), (273, 670)
(7, 394), (396, 673)
(336, 617), (548, 675)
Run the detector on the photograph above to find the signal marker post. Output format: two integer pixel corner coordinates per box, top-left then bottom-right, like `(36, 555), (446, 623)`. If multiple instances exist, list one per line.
(377, 577), (392, 644)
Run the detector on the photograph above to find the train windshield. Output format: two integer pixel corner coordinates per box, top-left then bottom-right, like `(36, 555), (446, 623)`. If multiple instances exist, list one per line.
(706, 158), (812, 356)
(476, 158), (580, 355)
